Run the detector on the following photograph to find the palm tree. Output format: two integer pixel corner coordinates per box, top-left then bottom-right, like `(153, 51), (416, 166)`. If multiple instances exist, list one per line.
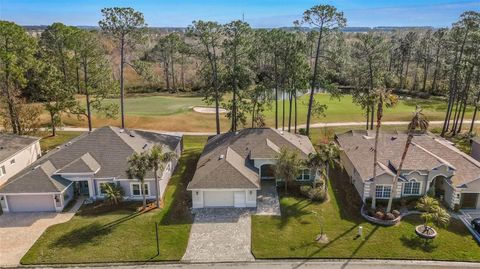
(127, 152), (150, 209)
(371, 89), (398, 209)
(275, 147), (302, 193)
(305, 142), (339, 190)
(386, 106), (429, 212)
(148, 145), (177, 208)
(101, 183), (124, 205)
(416, 196), (450, 233)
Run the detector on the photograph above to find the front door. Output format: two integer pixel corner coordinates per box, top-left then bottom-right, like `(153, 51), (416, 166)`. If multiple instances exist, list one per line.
(76, 181), (90, 196)
(461, 193), (478, 209)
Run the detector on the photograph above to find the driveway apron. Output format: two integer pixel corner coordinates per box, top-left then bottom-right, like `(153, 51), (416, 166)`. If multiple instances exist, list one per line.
(0, 198), (83, 266)
(182, 208), (255, 262)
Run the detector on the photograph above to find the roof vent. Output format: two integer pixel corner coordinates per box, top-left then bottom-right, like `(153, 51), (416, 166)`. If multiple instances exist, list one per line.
(391, 136), (397, 141)
(219, 154), (225, 160)
(65, 142), (72, 146)
(119, 129), (125, 133)
(142, 144), (148, 149)
(280, 131), (284, 135)
(33, 164), (41, 170)
(235, 131), (239, 135)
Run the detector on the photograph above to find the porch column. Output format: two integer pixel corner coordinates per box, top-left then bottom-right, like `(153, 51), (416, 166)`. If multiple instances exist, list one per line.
(88, 179), (95, 198)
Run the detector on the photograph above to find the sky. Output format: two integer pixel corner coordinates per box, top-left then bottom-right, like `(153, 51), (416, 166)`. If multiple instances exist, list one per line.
(0, 0), (479, 28)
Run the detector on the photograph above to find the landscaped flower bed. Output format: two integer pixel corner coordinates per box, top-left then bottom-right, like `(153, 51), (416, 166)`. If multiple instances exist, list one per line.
(361, 204), (402, 226)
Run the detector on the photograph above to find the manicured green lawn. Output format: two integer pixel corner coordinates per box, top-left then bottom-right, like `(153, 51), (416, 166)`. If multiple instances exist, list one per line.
(101, 95), (207, 116)
(252, 167), (480, 261)
(21, 136), (207, 264)
(100, 93), (470, 122)
(39, 131), (84, 153)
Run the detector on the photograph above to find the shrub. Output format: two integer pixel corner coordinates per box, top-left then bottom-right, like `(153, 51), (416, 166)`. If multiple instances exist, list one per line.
(375, 211), (385, 220)
(300, 185), (327, 202)
(300, 185), (312, 198)
(309, 187), (327, 202)
(385, 212), (396, 220)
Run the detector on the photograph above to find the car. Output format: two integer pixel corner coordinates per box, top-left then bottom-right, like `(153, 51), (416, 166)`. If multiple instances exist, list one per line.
(472, 218), (480, 233)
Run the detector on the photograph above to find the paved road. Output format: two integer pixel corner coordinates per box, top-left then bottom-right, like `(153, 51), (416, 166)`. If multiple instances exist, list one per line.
(50, 120), (480, 136)
(17, 260), (480, 269)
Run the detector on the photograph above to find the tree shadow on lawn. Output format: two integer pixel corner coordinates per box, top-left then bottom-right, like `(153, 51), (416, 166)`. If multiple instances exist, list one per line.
(329, 166), (364, 223)
(291, 225), (379, 269)
(275, 191), (313, 229)
(400, 234), (438, 253)
(159, 149), (198, 226)
(52, 210), (144, 248)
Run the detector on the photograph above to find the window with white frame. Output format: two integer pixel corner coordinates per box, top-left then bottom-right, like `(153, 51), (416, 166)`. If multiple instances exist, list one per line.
(0, 165), (5, 177)
(296, 169), (311, 181)
(131, 183), (149, 196)
(403, 181), (421, 195)
(375, 185), (392, 198)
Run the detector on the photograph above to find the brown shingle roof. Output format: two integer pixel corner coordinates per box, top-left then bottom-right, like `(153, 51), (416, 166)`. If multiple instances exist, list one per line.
(188, 128), (315, 190)
(336, 131), (480, 186)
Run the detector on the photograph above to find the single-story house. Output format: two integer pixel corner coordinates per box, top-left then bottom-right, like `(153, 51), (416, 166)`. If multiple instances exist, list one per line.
(472, 137), (480, 162)
(187, 128), (318, 208)
(0, 126), (182, 213)
(336, 130), (480, 210)
(0, 134), (41, 186)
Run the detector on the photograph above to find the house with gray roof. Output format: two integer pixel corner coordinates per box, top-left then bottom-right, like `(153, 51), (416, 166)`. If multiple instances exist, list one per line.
(0, 126), (182, 213)
(0, 134), (41, 186)
(336, 130), (480, 210)
(187, 128), (317, 208)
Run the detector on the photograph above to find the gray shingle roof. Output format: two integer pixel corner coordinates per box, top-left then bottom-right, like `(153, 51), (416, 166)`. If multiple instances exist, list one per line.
(336, 130), (480, 187)
(188, 128), (315, 190)
(0, 161), (71, 193)
(57, 153), (101, 174)
(0, 134), (39, 163)
(0, 126), (182, 194)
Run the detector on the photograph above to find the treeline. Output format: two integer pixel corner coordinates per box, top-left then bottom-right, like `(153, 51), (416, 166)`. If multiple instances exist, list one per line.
(1, 6), (479, 137)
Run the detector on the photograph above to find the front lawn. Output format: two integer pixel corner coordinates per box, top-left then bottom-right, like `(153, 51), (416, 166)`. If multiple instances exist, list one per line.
(21, 136), (208, 264)
(252, 167), (480, 261)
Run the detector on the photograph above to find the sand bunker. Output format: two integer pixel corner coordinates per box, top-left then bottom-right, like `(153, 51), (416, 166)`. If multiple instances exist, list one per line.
(193, 106), (228, 114)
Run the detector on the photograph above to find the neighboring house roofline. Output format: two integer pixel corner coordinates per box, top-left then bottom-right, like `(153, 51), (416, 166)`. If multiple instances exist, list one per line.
(0, 136), (40, 164)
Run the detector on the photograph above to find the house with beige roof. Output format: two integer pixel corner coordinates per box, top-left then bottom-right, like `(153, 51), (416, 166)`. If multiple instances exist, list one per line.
(187, 128), (317, 208)
(0, 126), (182, 213)
(336, 130), (480, 210)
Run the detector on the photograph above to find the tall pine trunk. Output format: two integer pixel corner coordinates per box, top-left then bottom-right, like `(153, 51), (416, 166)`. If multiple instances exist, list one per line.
(120, 37), (126, 129)
(306, 23), (324, 136)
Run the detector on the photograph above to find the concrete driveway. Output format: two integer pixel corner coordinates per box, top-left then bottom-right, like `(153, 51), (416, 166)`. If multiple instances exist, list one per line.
(0, 198), (83, 266)
(182, 208), (255, 262)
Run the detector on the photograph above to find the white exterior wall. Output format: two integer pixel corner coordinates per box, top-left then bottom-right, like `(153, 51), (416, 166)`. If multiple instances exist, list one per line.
(0, 140), (41, 186)
(190, 189), (257, 208)
(472, 140), (480, 162)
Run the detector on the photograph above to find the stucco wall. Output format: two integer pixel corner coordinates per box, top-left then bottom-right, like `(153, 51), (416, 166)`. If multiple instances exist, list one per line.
(0, 141), (41, 186)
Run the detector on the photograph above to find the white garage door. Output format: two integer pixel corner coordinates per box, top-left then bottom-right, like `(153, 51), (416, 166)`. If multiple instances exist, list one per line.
(7, 195), (55, 212)
(204, 191), (234, 207)
(234, 191), (246, 207)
